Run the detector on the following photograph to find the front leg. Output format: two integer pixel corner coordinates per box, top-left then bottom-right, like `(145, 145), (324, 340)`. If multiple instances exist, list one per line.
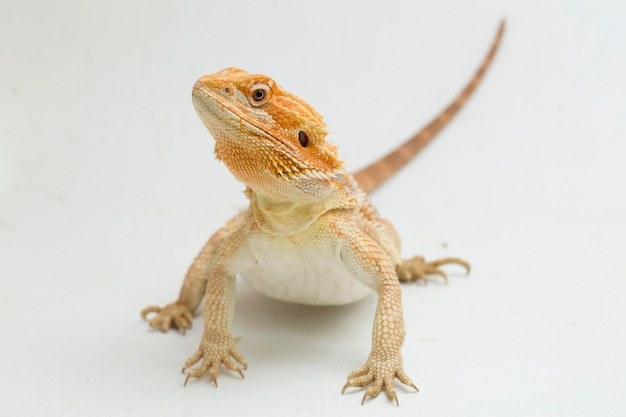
(182, 267), (247, 386)
(141, 214), (244, 334)
(182, 221), (255, 386)
(336, 223), (417, 405)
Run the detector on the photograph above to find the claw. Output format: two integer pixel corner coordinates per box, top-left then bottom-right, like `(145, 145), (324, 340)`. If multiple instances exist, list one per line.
(396, 369), (419, 393)
(341, 382), (350, 394)
(430, 267), (448, 284)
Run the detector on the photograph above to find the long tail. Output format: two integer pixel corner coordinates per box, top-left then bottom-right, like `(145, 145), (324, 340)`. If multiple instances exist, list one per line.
(353, 20), (505, 193)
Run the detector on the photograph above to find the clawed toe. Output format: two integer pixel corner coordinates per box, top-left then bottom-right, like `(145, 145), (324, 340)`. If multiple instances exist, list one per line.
(181, 336), (247, 388)
(396, 256), (470, 283)
(342, 356), (418, 406)
(430, 257), (470, 275)
(140, 302), (194, 333)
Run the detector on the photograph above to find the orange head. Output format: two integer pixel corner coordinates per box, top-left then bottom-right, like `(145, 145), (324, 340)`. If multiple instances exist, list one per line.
(192, 68), (344, 200)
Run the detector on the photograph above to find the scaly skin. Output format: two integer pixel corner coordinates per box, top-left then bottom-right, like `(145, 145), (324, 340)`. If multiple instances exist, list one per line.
(142, 21), (504, 405)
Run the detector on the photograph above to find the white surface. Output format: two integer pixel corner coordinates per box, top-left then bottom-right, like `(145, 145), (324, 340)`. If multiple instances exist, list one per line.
(1, 0), (625, 416)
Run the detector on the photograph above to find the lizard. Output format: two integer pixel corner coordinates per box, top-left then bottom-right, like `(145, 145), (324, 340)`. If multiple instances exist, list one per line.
(141, 21), (505, 405)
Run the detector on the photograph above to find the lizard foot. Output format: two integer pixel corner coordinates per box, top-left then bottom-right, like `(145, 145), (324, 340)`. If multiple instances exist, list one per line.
(341, 352), (418, 406)
(141, 301), (193, 334)
(182, 332), (247, 387)
(396, 256), (470, 284)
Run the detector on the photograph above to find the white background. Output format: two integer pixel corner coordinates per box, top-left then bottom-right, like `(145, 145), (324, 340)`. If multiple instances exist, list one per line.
(1, 0), (625, 416)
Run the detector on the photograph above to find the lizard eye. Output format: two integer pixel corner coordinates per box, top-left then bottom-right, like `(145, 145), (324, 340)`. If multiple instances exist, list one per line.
(253, 89), (265, 100)
(248, 82), (272, 107)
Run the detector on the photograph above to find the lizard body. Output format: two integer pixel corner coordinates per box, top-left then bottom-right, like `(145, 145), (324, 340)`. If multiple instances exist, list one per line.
(142, 21), (504, 405)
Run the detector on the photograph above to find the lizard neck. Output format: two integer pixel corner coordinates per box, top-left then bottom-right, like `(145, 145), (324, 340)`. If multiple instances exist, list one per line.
(247, 175), (362, 236)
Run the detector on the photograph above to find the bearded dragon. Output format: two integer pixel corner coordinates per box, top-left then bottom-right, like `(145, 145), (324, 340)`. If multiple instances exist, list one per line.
(142, 21), (504, 405)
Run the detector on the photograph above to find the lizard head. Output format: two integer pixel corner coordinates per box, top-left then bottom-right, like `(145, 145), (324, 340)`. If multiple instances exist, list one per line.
(192, 67), (344, 200)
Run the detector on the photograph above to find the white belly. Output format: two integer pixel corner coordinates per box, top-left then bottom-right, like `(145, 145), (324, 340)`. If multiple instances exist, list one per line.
(240, 232), (372, 306)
